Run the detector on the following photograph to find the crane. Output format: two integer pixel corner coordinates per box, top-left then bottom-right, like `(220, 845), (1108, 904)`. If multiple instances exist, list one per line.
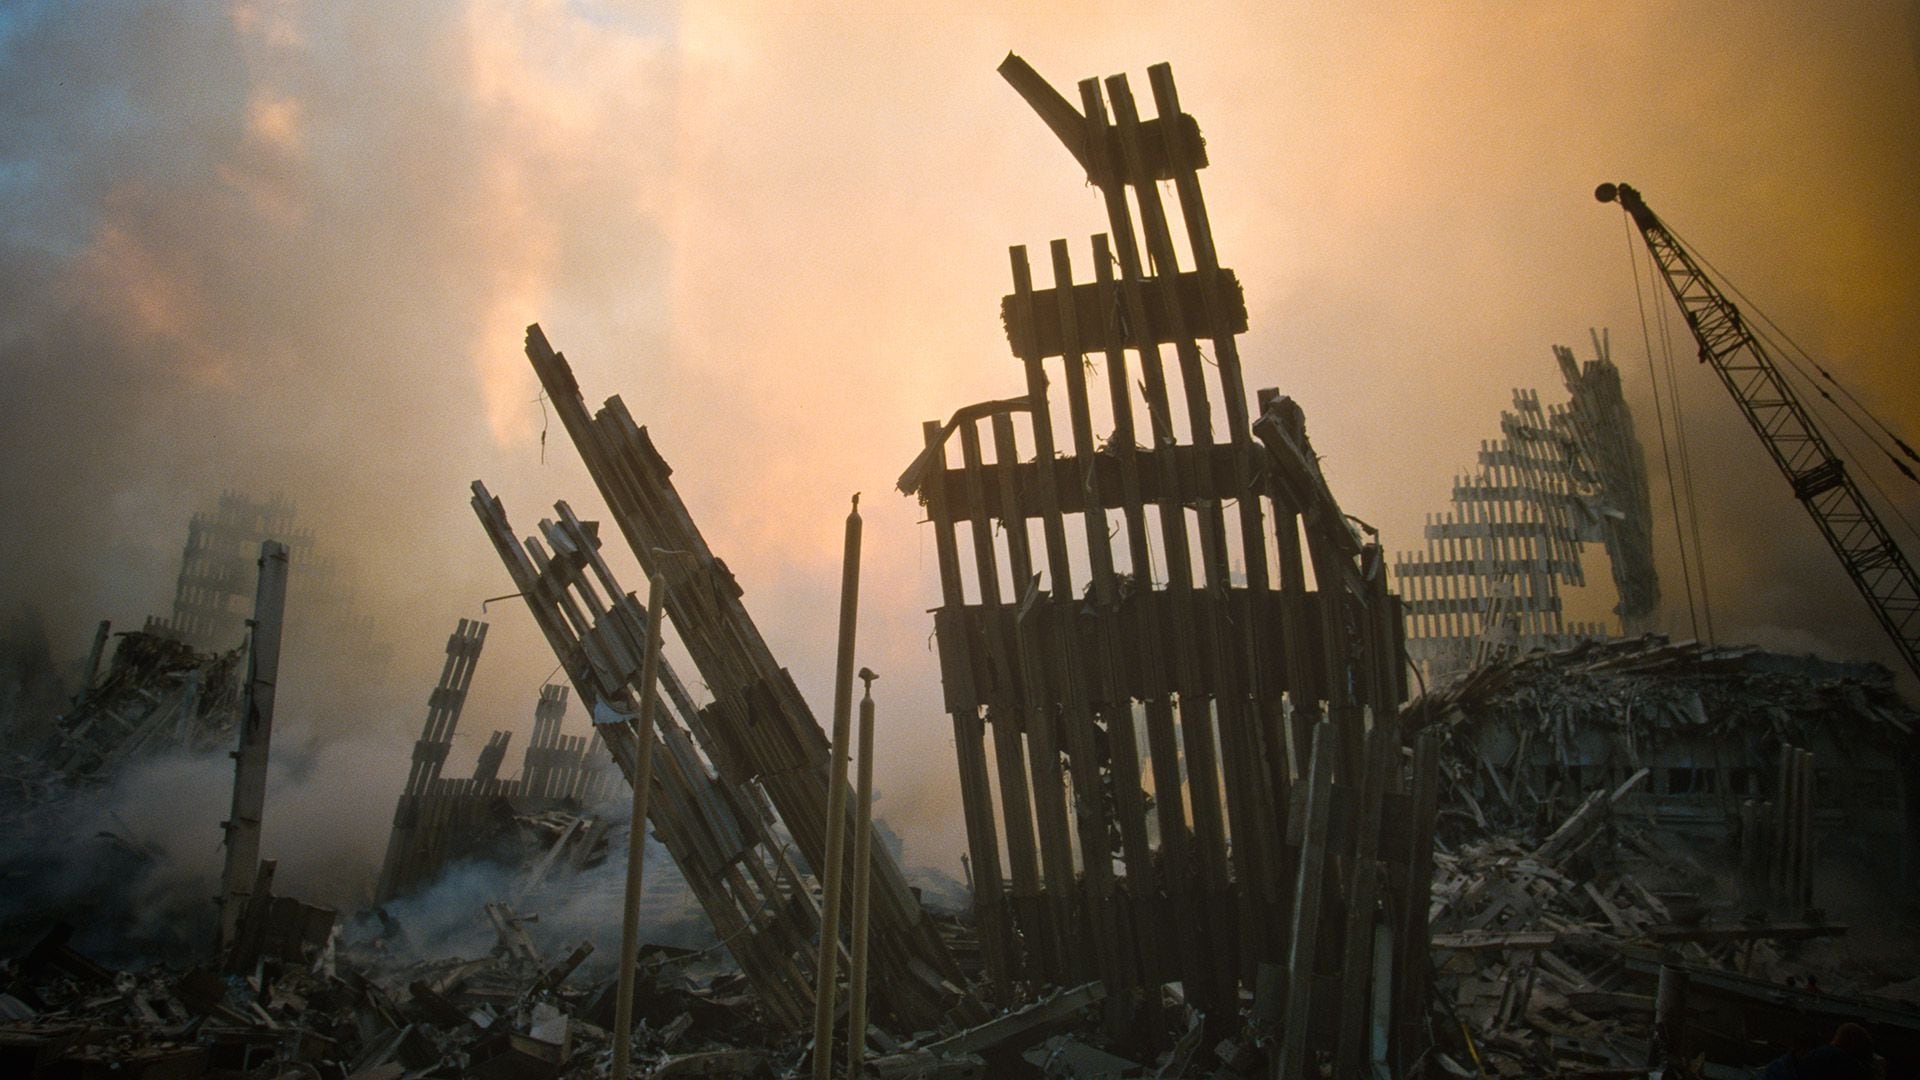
(1596, 181), (1920, 681)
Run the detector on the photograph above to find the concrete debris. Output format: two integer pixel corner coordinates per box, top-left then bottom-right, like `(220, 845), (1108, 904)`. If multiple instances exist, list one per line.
(6, 52), (1919, 1080)
(32, 630), (245, 782)
(0, 903), (791, 1079)
(1407, 633), (1920, 1078)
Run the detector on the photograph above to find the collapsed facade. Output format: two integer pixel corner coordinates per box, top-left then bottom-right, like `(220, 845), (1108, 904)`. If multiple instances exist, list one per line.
(468, 325), (966, 1033)
(374, 620), (617, 904)
(1395, 336), (1660, 683)
(899, 56), (1440, 1072)
(146, 491), (389, 679)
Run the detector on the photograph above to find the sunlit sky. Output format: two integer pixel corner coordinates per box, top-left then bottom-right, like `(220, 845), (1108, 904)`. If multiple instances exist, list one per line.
(3, 1), (1916, 895)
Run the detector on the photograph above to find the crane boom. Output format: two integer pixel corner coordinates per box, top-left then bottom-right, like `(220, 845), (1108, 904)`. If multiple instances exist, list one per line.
(1597, 181), (1920, 681)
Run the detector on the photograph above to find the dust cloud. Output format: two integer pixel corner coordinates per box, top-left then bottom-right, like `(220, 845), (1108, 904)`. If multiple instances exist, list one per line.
(1, 1), (1915, 900)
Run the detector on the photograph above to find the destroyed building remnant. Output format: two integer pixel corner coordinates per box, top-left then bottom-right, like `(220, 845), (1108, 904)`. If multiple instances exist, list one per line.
(1395, 334), (1660, 684)
(151, 492), (311, 651)
(472, 487), (830, 1030)
(473, 326), (965, 1032)
(906, 55), (1435, 1070)
(34, 629), (244, 780)
(1410, 634), (1920, 1077)
(1414, 632), (1920, 887)
(374, 619), (615, 904)
(146, 491), (386, 668)
(217, 540), (288, 951)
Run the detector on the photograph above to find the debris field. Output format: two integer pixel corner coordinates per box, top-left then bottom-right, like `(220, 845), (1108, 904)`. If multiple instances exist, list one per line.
(2, 53), (1916, 1080)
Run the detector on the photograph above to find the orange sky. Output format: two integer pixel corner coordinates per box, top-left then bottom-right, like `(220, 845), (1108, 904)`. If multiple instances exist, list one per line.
(3, 1), (1916, 892)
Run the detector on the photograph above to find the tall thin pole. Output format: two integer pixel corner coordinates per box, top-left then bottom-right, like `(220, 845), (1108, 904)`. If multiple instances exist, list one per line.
(846, 667), (879, 1076)
(218, 541), (287, 951)
(812, 495), (862, 1080)
(80, 619), (110, 695)
(613, 571), (667, 1080)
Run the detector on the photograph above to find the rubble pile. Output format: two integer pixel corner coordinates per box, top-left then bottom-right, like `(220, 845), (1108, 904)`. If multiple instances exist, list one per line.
(1414, 633), (1913, 840)
(0, 904), (800, 1079)
(0, 907), (1233, 1079)
(34, 630), (244, 783)
(1408, 635), (1920, 1078)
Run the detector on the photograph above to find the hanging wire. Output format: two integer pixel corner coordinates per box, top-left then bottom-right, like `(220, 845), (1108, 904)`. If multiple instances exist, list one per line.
(1661, 222), (1920, 551)
(1668, 222), (1920, 480)
(533, 390), (550, 465)
(1651, 261), (1717, 643)
(1745, 319), (1920, 547)
(1623, 212), (1703, 640)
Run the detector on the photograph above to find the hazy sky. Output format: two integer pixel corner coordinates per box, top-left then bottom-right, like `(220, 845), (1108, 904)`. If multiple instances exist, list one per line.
(3, 1), (1916, 891)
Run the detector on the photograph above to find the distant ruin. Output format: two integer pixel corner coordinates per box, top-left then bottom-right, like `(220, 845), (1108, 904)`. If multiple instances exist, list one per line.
(1396, 334), (1660, 683)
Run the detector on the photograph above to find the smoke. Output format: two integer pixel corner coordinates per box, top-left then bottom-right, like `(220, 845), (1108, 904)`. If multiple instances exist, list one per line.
(359, 781), (714, 980)
(0, 749), (231, 963)
(1, 1), (1915, 916)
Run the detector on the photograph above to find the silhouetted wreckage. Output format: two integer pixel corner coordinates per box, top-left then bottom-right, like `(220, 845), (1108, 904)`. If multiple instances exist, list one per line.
(1394, 336), (1663, 685)
(469, 316), (969, 1037)
(374, 622), (616, 905)
(31, 629), (246, 781)
(9, 55), (1920, 1080)
(889, 53), (1440, 1077)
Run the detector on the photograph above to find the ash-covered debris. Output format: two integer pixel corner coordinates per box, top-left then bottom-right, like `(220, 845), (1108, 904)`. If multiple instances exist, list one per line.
(0, 896), (797, 1079)
(1406, 634), (1920, 1078)
(0, 907), (1229, 1078)
(27, 629), (245, 784)
(0, 631), (259, 965)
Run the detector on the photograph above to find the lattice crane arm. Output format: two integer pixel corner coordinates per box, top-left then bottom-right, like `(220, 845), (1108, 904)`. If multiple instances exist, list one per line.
(1597, 181), (1920, 681)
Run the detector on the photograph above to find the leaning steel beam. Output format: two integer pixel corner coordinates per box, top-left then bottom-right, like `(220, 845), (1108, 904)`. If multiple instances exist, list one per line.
(518, 328), (963, 1029)
(472, 484), (821, 1029)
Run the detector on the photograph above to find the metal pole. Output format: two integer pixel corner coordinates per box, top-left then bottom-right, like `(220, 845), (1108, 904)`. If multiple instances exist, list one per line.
(218, 541), (287, 951)
(80, 619), (110, 695)
(812, 495), (862, 1080)
(612, 571), (667, 1080)
(846, 668), (878, 1076)
(1650, 963), (1690, 1071)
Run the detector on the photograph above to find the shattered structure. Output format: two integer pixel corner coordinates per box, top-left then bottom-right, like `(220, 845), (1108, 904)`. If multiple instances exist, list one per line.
(33, 630), (245, 781)
(1417, 633), (1918, 885)
(900, 56), (1437, 1071)
(148, 493), (311, 650)
(468, 325), (965, 1032)
(25, 494), (396, 787)
(146, 490), (391, 684)
(1395, 336), (1660, 682)
(1408, 634), (1920, 1076)
(11, 50), (1920, 1080)
(374, 620), (615, 904)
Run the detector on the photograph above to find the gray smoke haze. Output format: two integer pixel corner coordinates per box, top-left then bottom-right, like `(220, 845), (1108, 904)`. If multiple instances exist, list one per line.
(2, 0), (1916, 917)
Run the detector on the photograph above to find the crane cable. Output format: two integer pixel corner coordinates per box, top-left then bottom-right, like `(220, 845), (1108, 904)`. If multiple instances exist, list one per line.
(1649, 247), (1718, 644)
(1662, 223), (1920, 549)
(1651, 249), (1728, 641)
(1623, 213), (1704, 642)
(1666, 222), (1920, 486)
